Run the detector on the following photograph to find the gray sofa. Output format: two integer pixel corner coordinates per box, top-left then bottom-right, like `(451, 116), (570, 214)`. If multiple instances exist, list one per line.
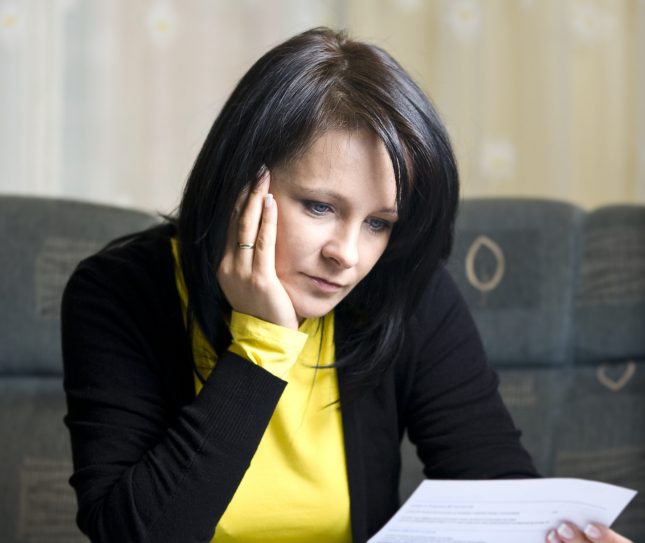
(1, 195), (643, 541)
(401, 199), (645, 541)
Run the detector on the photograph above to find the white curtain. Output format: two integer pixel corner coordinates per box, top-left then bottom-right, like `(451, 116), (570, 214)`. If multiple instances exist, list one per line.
(348, 0), (645, 209)
(0, 0), (343, 213)
(1, 0), (643, 213)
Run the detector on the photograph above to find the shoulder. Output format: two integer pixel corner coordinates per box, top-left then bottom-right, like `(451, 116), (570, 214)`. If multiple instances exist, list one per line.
(73, 222), (175, 278)
(409, 265), (477, 339)
(395, 265), (487, 387)
(61, 222), (195, 436)
(61, 222), (191, 398)
(62, 223), (180, 336)
(65, 223), (176, 297)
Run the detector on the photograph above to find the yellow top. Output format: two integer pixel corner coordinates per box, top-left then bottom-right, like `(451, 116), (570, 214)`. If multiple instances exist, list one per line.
(171, 238), (352, 543)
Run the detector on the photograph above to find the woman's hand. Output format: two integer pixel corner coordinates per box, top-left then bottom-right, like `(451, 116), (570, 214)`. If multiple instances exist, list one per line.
(217, 169), (300, 330)
(546, 522), (632, 543)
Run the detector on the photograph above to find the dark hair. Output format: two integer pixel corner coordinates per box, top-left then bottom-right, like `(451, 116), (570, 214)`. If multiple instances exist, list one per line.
(177, 27), (459, 394)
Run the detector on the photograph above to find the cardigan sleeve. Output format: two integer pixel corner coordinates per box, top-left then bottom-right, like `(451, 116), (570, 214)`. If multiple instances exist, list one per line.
(404, 267), (539, 480)
(62, 241), (287, 542)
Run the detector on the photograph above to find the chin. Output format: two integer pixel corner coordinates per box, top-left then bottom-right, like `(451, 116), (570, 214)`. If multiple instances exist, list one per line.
(292, 297), (341, 321)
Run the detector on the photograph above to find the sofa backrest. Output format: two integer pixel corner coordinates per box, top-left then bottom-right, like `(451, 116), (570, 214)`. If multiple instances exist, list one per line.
(0, 196), (158, 542)
(446, 199), (584, 484)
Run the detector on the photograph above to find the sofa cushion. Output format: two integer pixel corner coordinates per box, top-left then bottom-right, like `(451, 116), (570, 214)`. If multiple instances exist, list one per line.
(447, 198), (584, 366)
(551, 361), (645, 540)
(575, 205), (645, 362)
(0, 196), (158, 375)
(0, 378), (87, 542)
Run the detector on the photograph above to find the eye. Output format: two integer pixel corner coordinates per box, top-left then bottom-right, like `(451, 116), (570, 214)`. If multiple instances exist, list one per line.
(365, 217), (392, 233)
(304, 201), (333, 216)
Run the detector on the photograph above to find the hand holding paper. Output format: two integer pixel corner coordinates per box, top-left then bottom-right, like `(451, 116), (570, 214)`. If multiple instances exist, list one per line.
(368, 478), (636, 543)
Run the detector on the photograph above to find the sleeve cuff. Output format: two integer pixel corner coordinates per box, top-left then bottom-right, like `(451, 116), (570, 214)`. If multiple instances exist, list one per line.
(228, 310), (308, 380)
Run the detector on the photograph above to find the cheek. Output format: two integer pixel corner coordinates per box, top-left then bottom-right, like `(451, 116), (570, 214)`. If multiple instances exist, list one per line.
(274, 207), (309, 273)
(357, 237), (390, 276)
(273, 220), (292, 275)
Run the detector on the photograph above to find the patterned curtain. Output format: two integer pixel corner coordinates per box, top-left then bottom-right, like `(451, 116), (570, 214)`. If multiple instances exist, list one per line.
(1, 0), (643, 212)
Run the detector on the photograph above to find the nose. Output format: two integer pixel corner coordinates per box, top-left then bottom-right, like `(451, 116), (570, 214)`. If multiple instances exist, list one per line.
(321, 224), (360, 269)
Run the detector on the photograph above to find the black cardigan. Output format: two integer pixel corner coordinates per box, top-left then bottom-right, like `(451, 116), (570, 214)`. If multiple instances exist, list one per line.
(61, 224), (537, 543)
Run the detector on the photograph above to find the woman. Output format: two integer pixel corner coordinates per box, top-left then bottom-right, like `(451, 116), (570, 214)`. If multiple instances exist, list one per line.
(62, 28), (630, 543)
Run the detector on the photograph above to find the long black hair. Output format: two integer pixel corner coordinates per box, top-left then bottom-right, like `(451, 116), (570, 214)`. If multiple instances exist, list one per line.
(177, 27), (459, 394)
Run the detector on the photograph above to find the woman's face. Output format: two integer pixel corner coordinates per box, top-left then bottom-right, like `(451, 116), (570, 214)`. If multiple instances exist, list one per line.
(270, 129), (398, 321)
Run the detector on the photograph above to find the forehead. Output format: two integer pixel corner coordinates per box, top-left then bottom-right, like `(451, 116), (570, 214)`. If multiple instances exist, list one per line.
(275, 129), (397, 206)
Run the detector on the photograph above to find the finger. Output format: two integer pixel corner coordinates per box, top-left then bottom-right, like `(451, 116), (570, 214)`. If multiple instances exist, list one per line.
(582, 524), (633, 543)
(224, 181), (253, 253)
(254, 192), (277, 277)
(234, 170), (270, 268)
(221, 169), (268, 272)
(547, 522), (586, 542)
(546, 522), (633, 543)
(547, 529), (559, 543)
(220, 191), (247, 276)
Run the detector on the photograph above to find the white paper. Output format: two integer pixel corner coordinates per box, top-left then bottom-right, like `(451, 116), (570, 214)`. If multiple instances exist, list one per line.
(368, 478), (637, 543)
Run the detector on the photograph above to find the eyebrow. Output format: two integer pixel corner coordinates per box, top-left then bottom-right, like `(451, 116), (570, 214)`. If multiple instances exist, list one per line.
(297, 187), (399, 217)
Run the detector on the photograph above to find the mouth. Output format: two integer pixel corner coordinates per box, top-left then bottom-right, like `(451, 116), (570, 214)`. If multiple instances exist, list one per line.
(305, 274), (344, 293)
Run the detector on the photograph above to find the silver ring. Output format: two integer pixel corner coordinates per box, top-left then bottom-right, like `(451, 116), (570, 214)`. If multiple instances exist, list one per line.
(236, 242), (255, 250)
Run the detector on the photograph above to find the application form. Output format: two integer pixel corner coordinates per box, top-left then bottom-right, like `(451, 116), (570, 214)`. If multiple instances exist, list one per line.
(368, 479), (636, 543)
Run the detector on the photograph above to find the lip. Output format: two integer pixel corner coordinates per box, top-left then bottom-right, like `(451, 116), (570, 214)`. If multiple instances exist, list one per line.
(305, 274), (344, 293)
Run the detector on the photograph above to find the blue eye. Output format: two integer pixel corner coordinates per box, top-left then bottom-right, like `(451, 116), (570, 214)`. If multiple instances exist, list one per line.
(305, 201), (333, 215)
(366, 218), (388, 232)
(366, 218), (391, 233)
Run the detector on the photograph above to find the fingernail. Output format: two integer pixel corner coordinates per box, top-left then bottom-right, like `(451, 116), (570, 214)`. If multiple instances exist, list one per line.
(584, 524), (602, 539)
(264, 194), (273, 208)
(547, 529), (559, 543)
(557, 523), (575, 539)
